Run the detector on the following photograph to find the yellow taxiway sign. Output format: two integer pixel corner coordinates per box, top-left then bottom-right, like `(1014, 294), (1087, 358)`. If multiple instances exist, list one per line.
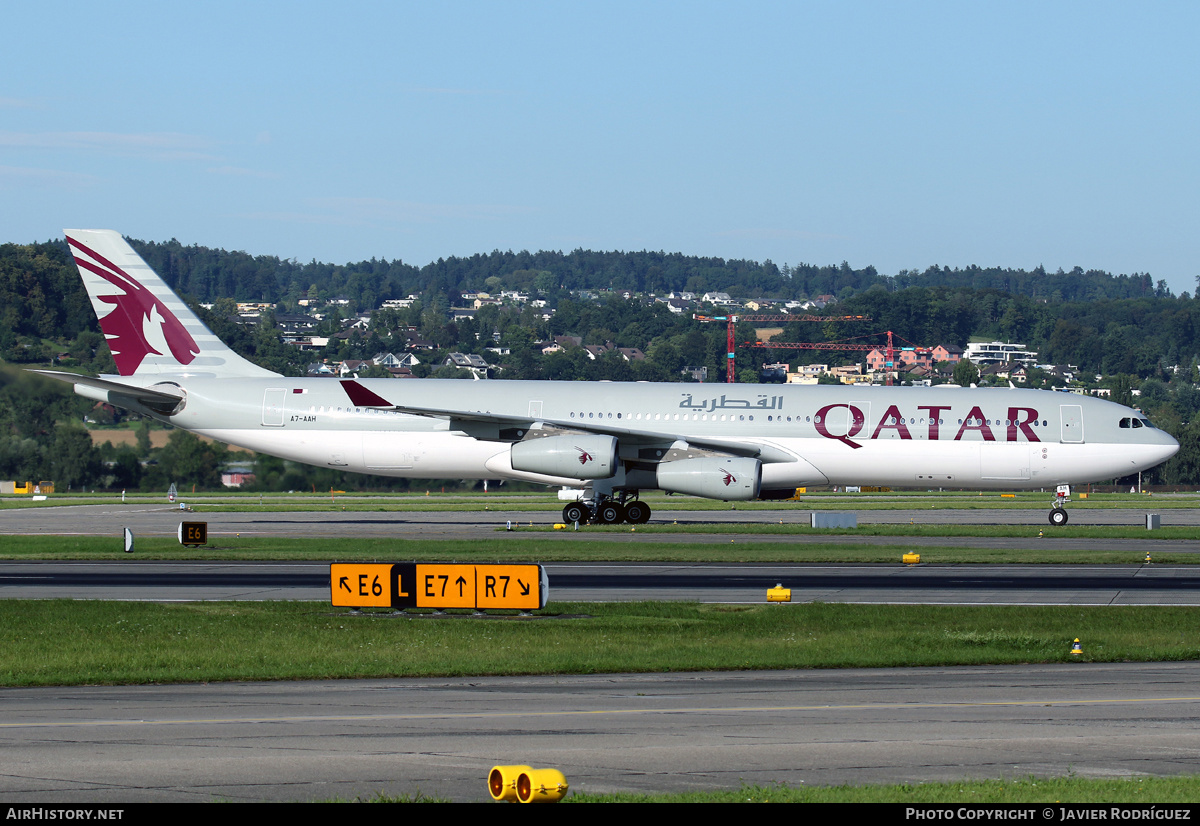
(330, 563), (546, 610)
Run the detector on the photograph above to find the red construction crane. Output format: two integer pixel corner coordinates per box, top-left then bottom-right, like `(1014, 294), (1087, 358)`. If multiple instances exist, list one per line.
(693, 313), (872, 383)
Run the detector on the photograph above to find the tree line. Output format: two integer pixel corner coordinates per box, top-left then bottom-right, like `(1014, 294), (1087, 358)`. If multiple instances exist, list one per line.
(2, 236), (1172, 329)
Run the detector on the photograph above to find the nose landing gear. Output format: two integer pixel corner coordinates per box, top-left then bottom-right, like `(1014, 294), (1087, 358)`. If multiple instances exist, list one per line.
(1048, 485), (1070, 526)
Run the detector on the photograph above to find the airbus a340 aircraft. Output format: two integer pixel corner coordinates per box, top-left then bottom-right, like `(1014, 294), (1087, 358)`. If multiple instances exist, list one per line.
(37, 229), (1178, 526)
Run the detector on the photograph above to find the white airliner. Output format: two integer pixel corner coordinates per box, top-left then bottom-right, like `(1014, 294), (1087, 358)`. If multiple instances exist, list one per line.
(37, 229), (1179, 526)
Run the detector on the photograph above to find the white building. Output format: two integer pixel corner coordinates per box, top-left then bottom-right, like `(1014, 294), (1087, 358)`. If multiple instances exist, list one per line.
(963, 341), (1039, 366)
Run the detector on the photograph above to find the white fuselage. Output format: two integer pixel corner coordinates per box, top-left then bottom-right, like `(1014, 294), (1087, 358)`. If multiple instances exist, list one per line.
(143, 377), (1177, 492)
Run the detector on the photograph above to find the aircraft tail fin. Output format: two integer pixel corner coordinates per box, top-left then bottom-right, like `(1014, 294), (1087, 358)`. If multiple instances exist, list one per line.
(64, 229), (277, 378)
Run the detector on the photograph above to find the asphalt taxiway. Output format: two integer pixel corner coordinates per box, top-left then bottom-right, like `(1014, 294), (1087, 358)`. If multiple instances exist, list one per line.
(4, 662), (1200, 802)
(5, 560), (1200, 605)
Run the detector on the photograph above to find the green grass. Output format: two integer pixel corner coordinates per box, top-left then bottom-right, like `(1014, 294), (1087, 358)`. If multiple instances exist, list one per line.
(356, 776), (1200, 803)
(329, 790), (452, 803)
(0, 533), (1195, 564)
(565, 521), (1200, 540)
(566, 776), (1200, 803)
(3, 600), (1199, 687)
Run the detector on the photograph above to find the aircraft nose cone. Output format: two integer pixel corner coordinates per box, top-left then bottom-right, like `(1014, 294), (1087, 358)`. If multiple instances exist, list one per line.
(1152, 430), (1180, 464)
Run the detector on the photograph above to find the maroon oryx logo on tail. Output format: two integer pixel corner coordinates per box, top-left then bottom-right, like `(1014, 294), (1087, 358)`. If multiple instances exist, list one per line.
(67, 235), (199, 375)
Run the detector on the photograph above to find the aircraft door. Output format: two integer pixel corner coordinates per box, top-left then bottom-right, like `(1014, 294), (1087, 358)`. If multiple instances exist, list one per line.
(262, 388), (286, 427)
(1059, 405), (1084, 443)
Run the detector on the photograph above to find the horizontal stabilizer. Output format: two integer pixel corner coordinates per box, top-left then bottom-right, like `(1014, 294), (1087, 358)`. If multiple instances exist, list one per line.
(31, 370), (185, 415)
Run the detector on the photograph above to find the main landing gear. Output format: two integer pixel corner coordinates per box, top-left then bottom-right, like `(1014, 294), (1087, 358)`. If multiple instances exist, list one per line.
(561, 502), (589, 525)
(562, 496), (652, 526)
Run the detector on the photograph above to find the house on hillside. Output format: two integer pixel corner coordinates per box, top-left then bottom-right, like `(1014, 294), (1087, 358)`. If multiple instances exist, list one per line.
(337, 359), (373, 377)
(963, 341), (1039, 366)
(931, 344), (963, 365)
(443, 353), (490, 377)
(381, 296), (419, 310)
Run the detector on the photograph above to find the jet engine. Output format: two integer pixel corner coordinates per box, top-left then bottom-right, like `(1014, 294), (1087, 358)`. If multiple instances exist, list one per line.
(655, 456), (762, 500)
(510, 434), (618, 480)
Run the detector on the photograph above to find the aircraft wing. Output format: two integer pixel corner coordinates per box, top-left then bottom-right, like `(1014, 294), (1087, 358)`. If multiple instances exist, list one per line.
(340, 379), (796, 464)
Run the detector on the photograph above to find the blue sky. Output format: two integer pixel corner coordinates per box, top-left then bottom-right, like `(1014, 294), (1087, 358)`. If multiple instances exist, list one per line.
(4, 1), (1198, 293)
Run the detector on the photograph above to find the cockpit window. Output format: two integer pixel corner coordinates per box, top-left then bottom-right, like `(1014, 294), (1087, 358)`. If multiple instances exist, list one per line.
(1121, 416), (1158, 430)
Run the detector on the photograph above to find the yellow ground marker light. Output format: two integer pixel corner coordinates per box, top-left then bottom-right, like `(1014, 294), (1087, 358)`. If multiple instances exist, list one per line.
(767, 583), (791, 602)
(489, 765), (569, 803)
(488, 764), (531, 802)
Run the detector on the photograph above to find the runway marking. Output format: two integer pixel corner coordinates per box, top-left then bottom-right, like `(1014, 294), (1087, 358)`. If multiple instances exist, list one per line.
(6, 695), (1200, 730)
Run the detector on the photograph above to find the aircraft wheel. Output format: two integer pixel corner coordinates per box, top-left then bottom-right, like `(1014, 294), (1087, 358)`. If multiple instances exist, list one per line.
(596, 502), (625, 524)
(1048, 508), (1068, 526)
(624, 501), (651, 524)
(562, 503), (590, 525)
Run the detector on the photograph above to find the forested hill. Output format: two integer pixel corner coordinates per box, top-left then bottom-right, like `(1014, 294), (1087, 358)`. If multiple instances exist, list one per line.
(2, 236), (1172, 322)
(131, 238), (1171, 305)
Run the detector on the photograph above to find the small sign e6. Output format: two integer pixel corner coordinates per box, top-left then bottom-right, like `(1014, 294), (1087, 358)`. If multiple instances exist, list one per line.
(178, 521), (208, 546)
